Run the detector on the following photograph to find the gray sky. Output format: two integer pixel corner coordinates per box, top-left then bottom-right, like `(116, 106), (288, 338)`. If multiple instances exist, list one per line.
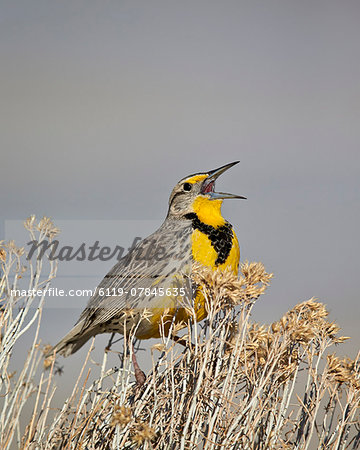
(1, 1), (360, 395)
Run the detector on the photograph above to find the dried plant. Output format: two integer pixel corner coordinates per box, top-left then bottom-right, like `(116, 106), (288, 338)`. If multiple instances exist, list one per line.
(0, 216), (58, 449)
(1, 218), (359, 449)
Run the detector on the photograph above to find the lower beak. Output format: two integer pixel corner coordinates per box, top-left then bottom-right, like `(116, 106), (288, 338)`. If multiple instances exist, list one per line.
(209, 191), (246, 200)
(204, 161), (247, 200)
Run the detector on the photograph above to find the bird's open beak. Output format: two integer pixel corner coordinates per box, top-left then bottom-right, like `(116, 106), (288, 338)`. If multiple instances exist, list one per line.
(201, 161), (246, 200)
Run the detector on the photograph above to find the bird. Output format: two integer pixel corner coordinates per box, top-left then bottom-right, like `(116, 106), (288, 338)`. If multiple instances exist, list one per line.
(48, 161), (245, 384)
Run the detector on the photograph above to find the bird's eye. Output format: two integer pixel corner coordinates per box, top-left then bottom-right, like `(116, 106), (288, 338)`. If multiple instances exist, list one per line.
(183, 182), (192, 192)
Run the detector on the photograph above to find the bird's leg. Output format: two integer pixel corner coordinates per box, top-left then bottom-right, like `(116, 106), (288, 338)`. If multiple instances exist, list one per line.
(105, 332), (115, 352)
(131, 342), (146, 386)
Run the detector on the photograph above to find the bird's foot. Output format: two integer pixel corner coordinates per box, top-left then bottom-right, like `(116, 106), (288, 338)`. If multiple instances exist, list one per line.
(134, 366), (146, 386)
(131, 343), (146, 387)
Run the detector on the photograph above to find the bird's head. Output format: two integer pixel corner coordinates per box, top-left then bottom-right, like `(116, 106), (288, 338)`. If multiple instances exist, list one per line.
(167, 161), (246, 223)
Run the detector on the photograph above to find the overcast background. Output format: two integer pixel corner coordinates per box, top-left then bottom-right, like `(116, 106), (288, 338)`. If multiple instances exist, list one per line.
(1, 1), (359, 402)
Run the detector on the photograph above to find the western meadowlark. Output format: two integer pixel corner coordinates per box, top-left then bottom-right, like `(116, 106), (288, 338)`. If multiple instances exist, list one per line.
(49, 161), (245, 382)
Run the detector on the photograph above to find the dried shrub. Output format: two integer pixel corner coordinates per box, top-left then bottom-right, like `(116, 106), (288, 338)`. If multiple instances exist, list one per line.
(0, 218), (359, 449)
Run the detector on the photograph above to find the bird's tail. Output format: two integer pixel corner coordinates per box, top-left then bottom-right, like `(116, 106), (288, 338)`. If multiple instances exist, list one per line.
(46, 320), (94, 358)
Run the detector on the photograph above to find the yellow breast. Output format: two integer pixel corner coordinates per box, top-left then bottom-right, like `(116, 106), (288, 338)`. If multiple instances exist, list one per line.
(190, 228), (239, 322)
(191, 228), (239, 272)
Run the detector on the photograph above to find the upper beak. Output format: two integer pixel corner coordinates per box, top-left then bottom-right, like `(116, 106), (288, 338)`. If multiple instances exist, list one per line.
(202, 161), (246, 200)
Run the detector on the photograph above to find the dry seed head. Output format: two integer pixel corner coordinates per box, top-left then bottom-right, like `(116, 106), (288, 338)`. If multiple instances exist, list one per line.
(271, 321), (281, 334)
(151, 343), (166, 352)
(191, 261), (272, 308)
(131, 423), (156, 444)
(278, 361), (298, 382)
(327, 354), (360, 389)
(162, 307), (171, 316)
(227, 322), (239, 342)
(241, 261), (273, 286)
(0, 248), (6, 262)
(43, 345), (55, 370)
(248, 323), (270, 344)
(276, 299), (346, 346)
(293, 298), (328, 319)
(6, 240), (25, 257)
(110, 406), (132, 427)
(42, 344), (53, 356)
(240, 323), (277, 368)
(323, 321), (341, 339)
(244, 284), (267, 299)
(36, 216), (60, 239)
(24, 215), (36, 231)
(36, 216), (52, 232)
(333, 335), (351, 344)
(141, 308), (153, 322)
(290, 324), (315, 343)
(122, 308), (137, 318)
(43, 356), (54, 370)
(171, 320), (187, 334)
